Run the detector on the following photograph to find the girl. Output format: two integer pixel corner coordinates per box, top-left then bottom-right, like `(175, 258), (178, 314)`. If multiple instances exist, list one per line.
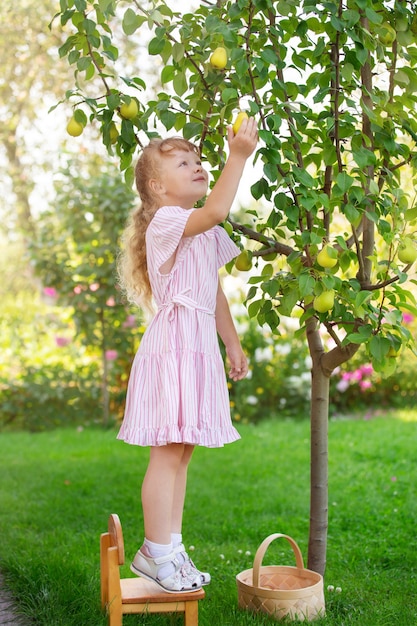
(117, 117), (258, 593)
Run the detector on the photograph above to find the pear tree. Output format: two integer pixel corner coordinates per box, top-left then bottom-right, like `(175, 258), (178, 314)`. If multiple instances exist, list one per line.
(53, 0), (417, 575)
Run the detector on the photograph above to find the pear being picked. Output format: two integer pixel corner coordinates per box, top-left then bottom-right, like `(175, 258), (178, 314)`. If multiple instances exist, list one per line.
(232, 111), (249, 135)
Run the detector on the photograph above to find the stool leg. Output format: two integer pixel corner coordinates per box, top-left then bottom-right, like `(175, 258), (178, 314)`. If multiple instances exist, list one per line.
(184, 600), (199, 626)
(107, 547), (122, 626)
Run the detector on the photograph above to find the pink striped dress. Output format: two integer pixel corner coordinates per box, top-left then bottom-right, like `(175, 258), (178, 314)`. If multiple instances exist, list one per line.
(117, 205), (241, 448)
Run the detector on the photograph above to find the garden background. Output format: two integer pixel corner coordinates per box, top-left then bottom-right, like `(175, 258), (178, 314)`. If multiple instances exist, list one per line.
(1, 0), (417, 624)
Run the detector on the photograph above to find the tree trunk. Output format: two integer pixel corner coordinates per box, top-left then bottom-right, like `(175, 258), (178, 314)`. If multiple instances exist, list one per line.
(308, 360), (329, 576)
(305, 314), (361, 575)
(305, 316), (329, 575)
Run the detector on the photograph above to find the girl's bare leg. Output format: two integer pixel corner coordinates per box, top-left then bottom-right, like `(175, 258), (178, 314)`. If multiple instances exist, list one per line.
(171, 444), (195, 533)
(141, 443), (195, 544)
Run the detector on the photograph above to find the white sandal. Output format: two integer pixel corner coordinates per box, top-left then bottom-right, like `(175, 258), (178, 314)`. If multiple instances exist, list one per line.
(130, 549), (202, 593)
(173, 543), (211, 585)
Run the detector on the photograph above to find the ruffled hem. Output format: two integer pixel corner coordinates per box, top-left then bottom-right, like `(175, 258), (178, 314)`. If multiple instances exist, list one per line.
(116, 424), (241, 448)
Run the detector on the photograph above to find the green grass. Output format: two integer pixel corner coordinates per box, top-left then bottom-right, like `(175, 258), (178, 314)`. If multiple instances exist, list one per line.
(1, 412), (417, 625)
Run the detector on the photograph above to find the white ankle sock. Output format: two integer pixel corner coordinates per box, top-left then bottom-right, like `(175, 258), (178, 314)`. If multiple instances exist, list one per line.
(171, 533), (186, 564)
(171, 533), (182, 548)
(143, 538), (175, 580)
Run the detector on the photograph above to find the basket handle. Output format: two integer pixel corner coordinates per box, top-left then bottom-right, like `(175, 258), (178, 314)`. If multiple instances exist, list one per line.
(252, 533), (305, 587)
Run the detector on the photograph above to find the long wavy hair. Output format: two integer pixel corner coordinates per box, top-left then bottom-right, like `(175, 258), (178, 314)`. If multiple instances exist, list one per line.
(118, 137), (200, 312)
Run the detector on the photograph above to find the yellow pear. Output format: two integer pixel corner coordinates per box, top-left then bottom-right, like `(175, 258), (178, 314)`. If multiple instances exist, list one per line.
(109, 123), (119, 144)
(120, 98), (138, 120)
(235, 250), (252, 271)
(378, 22), (396, 45)
(209, 46), (227, 69)
(313, 290), (335, 313)
(317, 245), (338, 268)
(66, 116), (84, 137)
(232, 111), (249, 135)
(398, 237), (417, 264)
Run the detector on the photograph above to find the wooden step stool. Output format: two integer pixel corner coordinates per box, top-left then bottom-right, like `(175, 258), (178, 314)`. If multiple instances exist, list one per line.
(100, 514), (205, 626)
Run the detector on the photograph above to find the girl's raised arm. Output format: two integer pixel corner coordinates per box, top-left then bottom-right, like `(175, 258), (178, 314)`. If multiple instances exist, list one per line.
(183, 118), (258, 237)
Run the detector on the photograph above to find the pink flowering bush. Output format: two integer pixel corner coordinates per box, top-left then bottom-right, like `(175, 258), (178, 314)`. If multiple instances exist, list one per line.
(227, 307), (417, 422)
(330, 352), (417, 414)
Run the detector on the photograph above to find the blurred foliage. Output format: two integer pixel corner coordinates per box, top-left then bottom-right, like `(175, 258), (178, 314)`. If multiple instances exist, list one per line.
(228, 303), (417, 423)
(2, 281), (417, 431)
(0, 160), (146, 430)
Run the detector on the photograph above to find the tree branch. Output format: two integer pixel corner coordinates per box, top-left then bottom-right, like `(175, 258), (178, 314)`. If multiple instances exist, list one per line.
(357, 13), (375, 285)
(321, 341), (361, 377)
(228, 219), (294, 257)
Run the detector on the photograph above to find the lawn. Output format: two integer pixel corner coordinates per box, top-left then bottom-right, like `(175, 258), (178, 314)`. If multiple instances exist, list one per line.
(0, 412), (416, 625)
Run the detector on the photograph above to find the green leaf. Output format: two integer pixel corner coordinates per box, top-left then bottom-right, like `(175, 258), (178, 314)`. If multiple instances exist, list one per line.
(346, 324), (373, 344)
(68, 49), (80, 64)
(369, 335), (391, 360)
(292, 166), (316, 187)
(343, 203), (360, 225)
(251, 178), (270, 201)
(124, 166), (134, 188)
(346, 333), (366, 344)
(122, 8), (144, 35)
(174, 112), (186, 131)
(173, 71), (188, 96)
(98, 0), (115, 11)
(354, 43), (368, 66)
(59, 35), (77, 57)
(262, 264), (274, 277)
(335, 172), (354, 194)
(248, 299), (262, 318)
(264, 308), (280, 331)
(148, 37), (165, 55)
(172, 43), (185, 63)
(352, 146), (377, 168)
(405, 207), (417, 221)
(74, 109), (87, 125)
(355, 291), (372, 308)
(83, 18), (97, 35)
(298, 273), (315, 298)
(278, 288), (299, 317)
(106, 92), (119, 110)
(85, 63), (95, 80)
(160, 110), (176, 130)
(183, 122), (203, 140)
(161, 65), (175, 84)
(260, 47), (278, 65)
(221, 87), (238, 104)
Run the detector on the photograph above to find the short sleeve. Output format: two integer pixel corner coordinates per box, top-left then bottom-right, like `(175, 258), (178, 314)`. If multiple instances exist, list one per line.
(147, 206), (196, 272)
(213, 225), (240, 269)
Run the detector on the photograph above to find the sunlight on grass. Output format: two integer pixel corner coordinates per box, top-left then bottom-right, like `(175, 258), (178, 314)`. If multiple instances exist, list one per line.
(0, 414), (416, 625)
(392, 408), (417, 422)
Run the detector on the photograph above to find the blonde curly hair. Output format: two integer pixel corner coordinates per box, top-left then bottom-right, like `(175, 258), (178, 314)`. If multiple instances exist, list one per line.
(118, 137), (200, 312)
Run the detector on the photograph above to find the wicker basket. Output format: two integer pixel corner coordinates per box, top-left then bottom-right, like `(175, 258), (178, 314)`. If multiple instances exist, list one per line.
(236, 533), (325, 622)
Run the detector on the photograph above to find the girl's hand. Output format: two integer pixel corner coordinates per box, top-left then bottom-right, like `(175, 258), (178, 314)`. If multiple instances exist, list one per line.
(227, 346), (249, 381)
(227, 117), (258, 159)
